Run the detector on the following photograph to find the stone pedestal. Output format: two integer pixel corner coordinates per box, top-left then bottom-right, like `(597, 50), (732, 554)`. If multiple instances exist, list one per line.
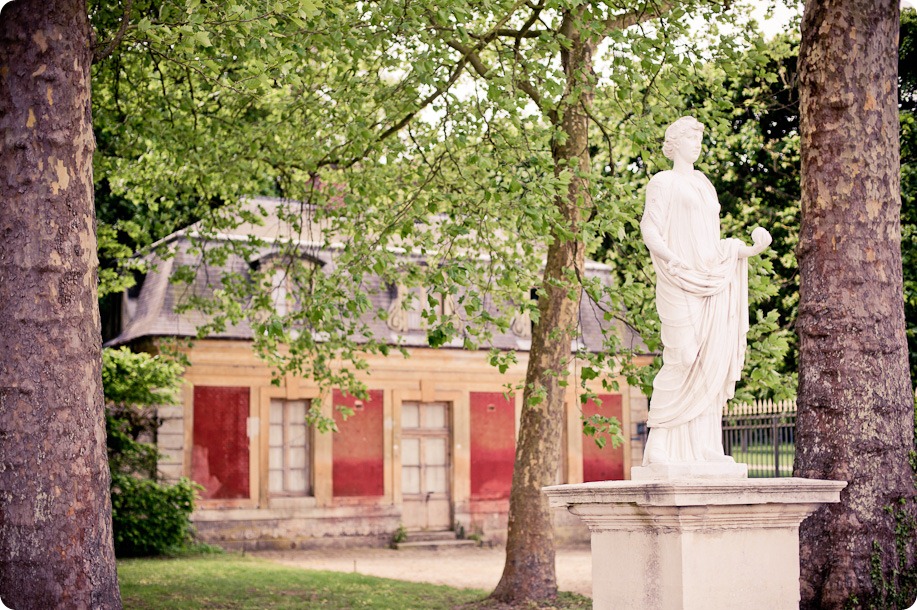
(543, 478), (846, 610)
(631, 461), (747, 480)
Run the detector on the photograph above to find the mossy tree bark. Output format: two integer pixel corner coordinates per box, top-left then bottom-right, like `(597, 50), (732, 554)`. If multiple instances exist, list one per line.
(795, 1), (916, 607)
(0, 1), (122, 607)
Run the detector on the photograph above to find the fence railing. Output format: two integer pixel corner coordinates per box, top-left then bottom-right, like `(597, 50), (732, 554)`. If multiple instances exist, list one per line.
(722, 399), (797, 478)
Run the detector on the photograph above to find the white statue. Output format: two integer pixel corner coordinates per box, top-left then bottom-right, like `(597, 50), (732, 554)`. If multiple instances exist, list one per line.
(640, 116), (771, 467)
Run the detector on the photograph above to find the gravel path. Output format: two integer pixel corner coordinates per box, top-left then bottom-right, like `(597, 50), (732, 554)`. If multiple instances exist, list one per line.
(253, 545), (593, 597)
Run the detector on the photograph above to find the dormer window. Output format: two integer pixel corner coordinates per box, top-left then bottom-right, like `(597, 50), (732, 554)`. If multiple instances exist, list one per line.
(250, 251), (322, 316)
(386, 286), (464, 335)
(386, 284), (425, 333)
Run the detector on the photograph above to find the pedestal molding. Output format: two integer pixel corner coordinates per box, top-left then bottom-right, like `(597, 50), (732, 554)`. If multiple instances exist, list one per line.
(544, 477), (846, 510)
(567, 501), (827, 533)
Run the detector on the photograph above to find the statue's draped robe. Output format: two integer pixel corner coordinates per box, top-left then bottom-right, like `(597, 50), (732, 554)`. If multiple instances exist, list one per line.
(640, 170), (749, 463)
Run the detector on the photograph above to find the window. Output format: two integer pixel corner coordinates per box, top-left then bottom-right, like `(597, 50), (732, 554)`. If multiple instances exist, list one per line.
(401, 402), (449, 495)
(268, 399), (311, 496)
(250, 252), (322, 317)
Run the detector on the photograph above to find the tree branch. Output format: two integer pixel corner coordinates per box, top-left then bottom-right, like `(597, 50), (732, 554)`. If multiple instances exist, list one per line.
(601, 0), (677, 37)
(94, 0), (134, 64)
(319, 0), (534, 169)
(355, 58), (470, 165)
(427, 24), (547, 39)
(312, 57), (470, 171)
(425, 0), (549, 113)
(444, 39), (547, 114)
(489, 28), (548, 39)
(580, 100), (614, 168)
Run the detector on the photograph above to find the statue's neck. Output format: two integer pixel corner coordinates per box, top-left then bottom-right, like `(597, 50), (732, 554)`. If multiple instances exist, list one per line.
(673, 158), (694, 176)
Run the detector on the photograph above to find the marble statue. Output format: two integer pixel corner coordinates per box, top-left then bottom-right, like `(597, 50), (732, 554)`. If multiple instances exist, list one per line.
(640, 116), (771, 467)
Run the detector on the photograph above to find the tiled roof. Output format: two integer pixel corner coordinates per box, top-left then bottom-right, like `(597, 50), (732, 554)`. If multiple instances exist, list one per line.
(109, 197), (646, 354)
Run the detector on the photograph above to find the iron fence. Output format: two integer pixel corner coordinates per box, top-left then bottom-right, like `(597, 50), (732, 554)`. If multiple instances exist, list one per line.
(722, 399), (797, 478)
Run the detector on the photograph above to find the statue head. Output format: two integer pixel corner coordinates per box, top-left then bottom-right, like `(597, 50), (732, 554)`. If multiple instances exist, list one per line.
(662, 116), (704, 161)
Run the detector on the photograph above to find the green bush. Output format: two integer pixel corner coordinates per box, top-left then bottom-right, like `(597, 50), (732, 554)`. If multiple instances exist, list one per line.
(110, 473), (198, 557)
(106, 405), (159, 478)
(102, 346), (199, 557)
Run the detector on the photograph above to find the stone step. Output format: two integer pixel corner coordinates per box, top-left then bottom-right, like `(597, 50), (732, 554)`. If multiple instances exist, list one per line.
(394, 538), (479, 551)
(404, 530), (460, 542)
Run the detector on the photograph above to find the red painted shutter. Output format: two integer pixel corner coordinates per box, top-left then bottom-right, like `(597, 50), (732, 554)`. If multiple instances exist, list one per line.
(582, 394), (625, 482)
(191, 386), (250, 499)
(470, 392), (515, 499)
(332, 389), (384, 497)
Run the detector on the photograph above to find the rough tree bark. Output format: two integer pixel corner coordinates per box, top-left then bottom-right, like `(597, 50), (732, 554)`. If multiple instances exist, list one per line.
(795, 1), (916, 608)
(491, 10), (594, 603)
(0, 1), (122, 608)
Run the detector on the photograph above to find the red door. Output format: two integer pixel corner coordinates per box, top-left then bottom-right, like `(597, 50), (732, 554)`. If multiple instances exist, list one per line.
(191, 386), (250, 500)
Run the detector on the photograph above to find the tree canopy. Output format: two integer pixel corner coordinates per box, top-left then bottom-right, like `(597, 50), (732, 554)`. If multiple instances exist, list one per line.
(92, 0), (799, 400)
(87, 0), (810, 601)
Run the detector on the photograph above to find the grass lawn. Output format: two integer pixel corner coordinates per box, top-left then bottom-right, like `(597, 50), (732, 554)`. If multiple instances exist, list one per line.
(729, 443), (795, 476)
(118, 554), (591, 610)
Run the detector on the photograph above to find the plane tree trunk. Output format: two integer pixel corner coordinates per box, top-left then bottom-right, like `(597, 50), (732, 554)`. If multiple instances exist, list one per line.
(491, 11), (594, 603)
(795, 1), (916, 607)
(0, 1), (122, 607)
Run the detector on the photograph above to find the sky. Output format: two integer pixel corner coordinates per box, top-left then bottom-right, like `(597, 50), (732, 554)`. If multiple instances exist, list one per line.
(749, 1), (915, 38)
(748, 1), (801, 38)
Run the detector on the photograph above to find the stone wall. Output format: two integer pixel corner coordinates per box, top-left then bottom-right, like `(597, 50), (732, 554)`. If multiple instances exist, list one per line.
(157, 404), (184, 482)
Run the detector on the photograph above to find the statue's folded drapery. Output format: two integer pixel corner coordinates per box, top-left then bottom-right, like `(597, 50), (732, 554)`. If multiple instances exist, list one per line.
(641, 169), (749, 463)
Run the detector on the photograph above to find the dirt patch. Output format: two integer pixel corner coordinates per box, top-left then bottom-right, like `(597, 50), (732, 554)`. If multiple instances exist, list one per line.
(252, 545), (592, 597)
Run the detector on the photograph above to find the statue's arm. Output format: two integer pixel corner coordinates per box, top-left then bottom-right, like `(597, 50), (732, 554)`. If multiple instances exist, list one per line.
(641, 216), (679, 263)
(734, 227), (772, 258)
(641, 178), (685, 269)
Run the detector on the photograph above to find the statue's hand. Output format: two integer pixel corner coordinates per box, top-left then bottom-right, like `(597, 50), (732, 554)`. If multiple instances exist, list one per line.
(751, 227), (772, 251)
(666, 258), (689, 276)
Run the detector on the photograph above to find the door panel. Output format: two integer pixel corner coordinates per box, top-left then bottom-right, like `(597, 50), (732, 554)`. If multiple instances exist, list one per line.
(192, 386), (250, 500)
(401, 401), (452, 531)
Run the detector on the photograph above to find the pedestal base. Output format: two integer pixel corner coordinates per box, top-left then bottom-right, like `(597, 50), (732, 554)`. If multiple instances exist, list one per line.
(631, 461), (748, 480)
(543, 478), (845, 610)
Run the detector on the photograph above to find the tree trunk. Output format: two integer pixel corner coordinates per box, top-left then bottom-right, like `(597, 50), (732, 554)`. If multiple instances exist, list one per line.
(492, 12), (594, 604)
(796, 1), (916, 608)
(0, 1), (122, 608)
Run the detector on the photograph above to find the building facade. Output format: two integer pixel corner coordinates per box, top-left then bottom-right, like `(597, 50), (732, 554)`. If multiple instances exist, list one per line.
(112, 198), (650, 549)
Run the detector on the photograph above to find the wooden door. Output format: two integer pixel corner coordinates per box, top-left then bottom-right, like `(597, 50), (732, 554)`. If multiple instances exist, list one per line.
(401, 401), (451, 531)
(191, 386), (251, 501)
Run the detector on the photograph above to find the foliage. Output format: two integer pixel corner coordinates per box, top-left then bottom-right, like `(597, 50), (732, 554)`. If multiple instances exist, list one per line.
(606, 10), (917, 393)
(581, 413), (622, 450)
(390, 523), (408, 548)
(107, 405), (161, 479)
(591, 25), (800, 404)
(110, 473), (199, 557)
(89, 0), (794, 402)
(102, 347), (197, 557)
(103, 346), (183, 477)
(709, 12), (917, 389)
(103, 346), (184, 407)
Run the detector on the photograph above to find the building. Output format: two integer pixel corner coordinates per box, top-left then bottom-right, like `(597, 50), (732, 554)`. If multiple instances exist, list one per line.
(109, 198), (651, 549)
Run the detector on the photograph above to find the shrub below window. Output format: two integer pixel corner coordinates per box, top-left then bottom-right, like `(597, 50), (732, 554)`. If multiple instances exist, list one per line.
(110, 473), (198, 557)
